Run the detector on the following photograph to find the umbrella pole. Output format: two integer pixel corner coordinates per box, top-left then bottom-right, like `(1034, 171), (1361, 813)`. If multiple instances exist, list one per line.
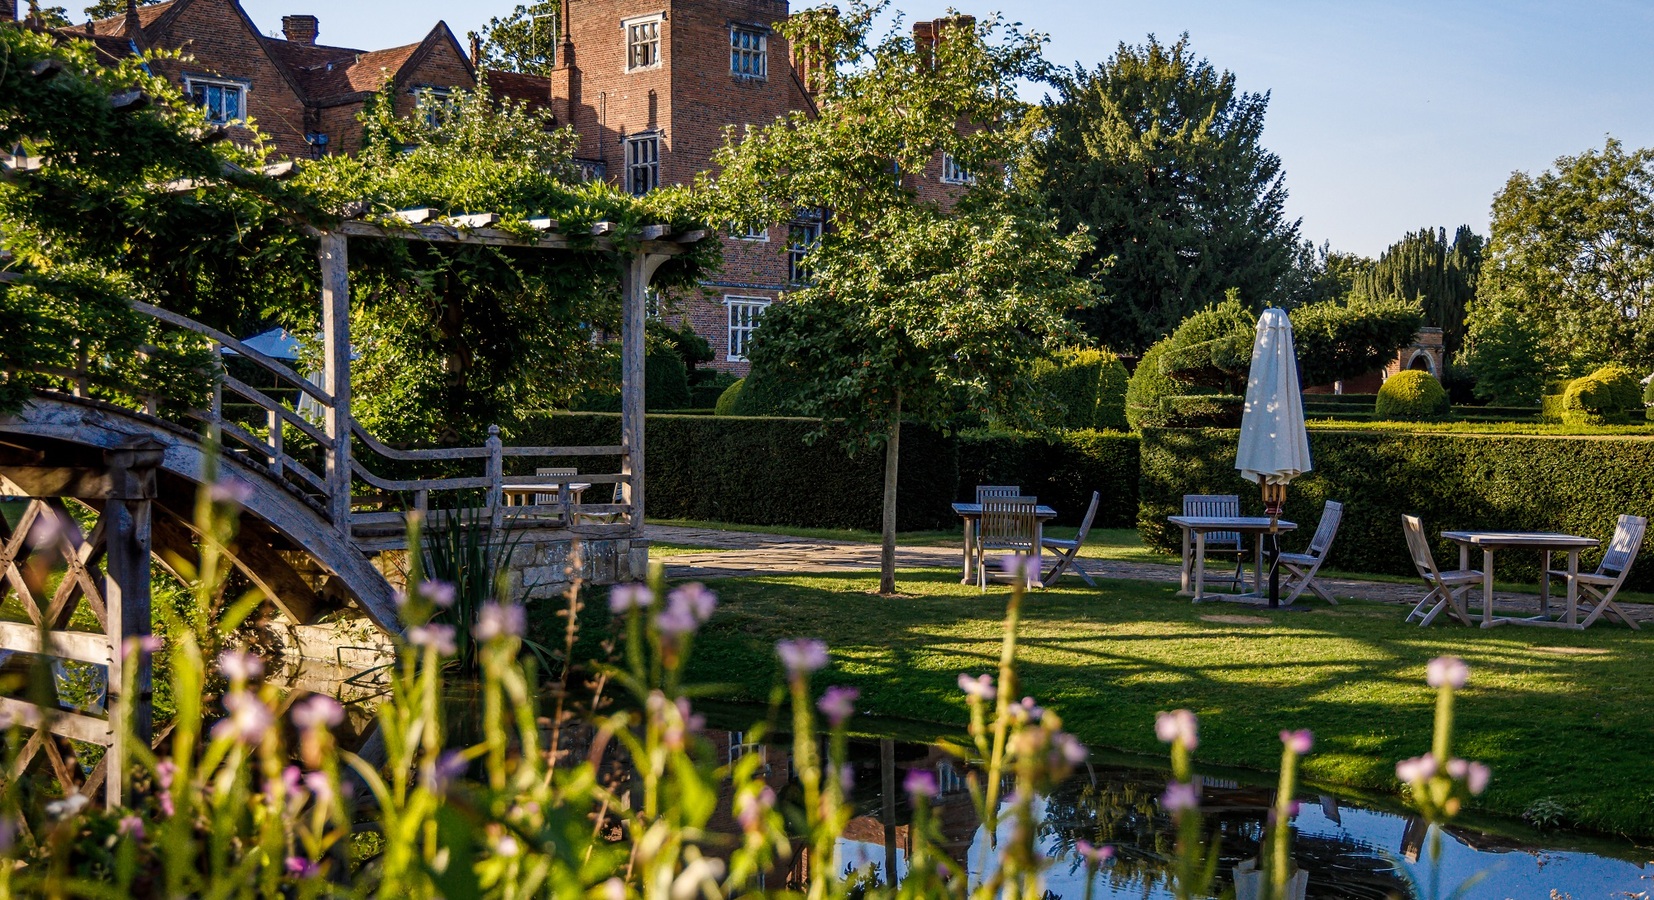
(1263, 483), (1287, 608)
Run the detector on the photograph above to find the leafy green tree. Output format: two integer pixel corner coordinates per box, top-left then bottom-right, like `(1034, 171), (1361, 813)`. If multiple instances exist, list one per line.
(472, 1), (561, 76)
(1461, 308), (1547, 405)
(1475, 138), (1654, 370)
(1352, 225), (1481, 355)
(1030, 34), (1300, 352)
(82, 0), (162, 21)
(701, 3), (1094, 593)
(1282, 241), (1373, 307)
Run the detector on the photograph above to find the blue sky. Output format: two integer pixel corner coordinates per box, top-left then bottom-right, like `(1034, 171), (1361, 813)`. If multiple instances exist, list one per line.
(237, 0), (1654, 257)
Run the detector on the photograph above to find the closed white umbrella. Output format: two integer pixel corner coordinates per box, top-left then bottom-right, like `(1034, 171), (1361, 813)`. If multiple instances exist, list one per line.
(1235, 307), (1312, 606)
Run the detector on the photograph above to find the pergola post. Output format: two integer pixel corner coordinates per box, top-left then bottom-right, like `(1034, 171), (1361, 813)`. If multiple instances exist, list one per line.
(102, 436), (163, 808)
(319, 232), (352, 532)
(619, 252), (669, 575)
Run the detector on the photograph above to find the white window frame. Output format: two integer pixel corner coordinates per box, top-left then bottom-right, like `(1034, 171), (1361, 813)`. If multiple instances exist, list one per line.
(625, 132), (660, 196)
(623, 14), (663, 71)
(412, 85), (455, 127)
(941, 152), (976, 185)
(730, 24), (767, 80)
(184, 75), (248, 126)
(728, 222), (768, 242)
(788, 215), (822, 285)
(725, 296), (770, 362)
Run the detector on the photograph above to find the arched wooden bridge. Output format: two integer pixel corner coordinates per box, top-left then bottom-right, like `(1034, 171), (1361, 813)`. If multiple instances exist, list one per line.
(0, 213), (705, 805)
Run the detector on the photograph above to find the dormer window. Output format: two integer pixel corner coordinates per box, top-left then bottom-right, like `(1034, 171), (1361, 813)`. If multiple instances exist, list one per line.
(413, 86), (455, 127)
(185, 76), (247, 125)
(625, 15), (662, 71)
(731, 25), (767, 79)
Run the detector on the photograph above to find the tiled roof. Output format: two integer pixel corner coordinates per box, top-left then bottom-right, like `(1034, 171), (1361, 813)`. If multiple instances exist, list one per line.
(261, 39), (421, 102)
(484, 69), (554, 114)
(85, 0), (176, 35)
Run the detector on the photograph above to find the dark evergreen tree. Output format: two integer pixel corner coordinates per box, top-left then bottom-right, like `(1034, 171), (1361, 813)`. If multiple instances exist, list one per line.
(1353, 225), (1482, 355)
(1029, 34), (1301, 352)
(472, 2), (561, 76)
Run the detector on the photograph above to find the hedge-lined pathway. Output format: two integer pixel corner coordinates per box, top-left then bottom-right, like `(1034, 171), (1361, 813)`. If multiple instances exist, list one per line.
(647, 525), (1654, 623)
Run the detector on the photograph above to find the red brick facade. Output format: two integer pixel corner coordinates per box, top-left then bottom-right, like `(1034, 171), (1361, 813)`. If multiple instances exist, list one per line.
(44, 0), (969, 377)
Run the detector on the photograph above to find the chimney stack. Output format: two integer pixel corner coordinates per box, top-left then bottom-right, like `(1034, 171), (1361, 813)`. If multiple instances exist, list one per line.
(282, 14), (319, 45)
(1, 0), (16, 25)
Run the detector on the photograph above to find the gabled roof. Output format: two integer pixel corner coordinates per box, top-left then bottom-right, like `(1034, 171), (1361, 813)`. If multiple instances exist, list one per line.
(85, 0), (176, 35)
(266, 21), (473, 107)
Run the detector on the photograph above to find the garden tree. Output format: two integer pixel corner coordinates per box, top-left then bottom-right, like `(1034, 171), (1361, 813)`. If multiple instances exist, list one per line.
(1352, 225), (1482, 355)
(0, 26), (283, 414)
(1281, 241), (1373, 307)
(82, 0), (163, 20)
(1460, 308), (1548, 405)
(1476, 138), (1654, 371)
(702, 3), (1094, 593)
(1030, 34), (1300, 352)
(472, 1), (562, 75)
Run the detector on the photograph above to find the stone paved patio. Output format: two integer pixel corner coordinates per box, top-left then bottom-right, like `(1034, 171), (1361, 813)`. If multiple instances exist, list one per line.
(646, 525), (1653, 625)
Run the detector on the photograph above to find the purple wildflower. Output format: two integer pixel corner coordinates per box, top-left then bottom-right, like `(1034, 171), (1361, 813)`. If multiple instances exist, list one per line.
(1160, 780), (1200, 813)
(609, 582), (653, 613)
(904, 768), (938, 799)
(776, 639), (829, 677)
(817, 686), (860, 727)
(957, 672), (996, 700)
(407, 623), (457, 655)
(1427, 656), (1470, 689)
(1280, 729), (1313, 755)
(1155, 709), (1199, 751)
(473, 602), (526, 641)
(291, 695), (345, 731)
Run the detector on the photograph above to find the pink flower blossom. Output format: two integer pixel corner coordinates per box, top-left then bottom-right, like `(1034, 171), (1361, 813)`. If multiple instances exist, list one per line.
(1396, 753), (1438, 784)
(407, 623), (457, 655)
(1447, 757), (1492, 795)
(736, 786), (775, 832)
(957, 672), (996, 700)
(124, 635), (163, 657)
(840, 764), (855, 794)
(1075, 840), (1114, 867)
(1427, 656), (1470, 690)
(473, 602), (526, 641)
(286, 856), (317, 877)
(602, 878), (627, 900)
(998, 553), (1041, 585)
(291, 695), (344, 731)
(212, 691), (273, 744)
(1051, 732), (1088, 765)
(817, 686), (859, 727)
(776, 639), (829, 677)
(904, 768), (938, 798)
(117, 815), (144, 841)
(304, 770), (334, 806)
(1160, 780), (1200, 813)
(417, 580), (456, 609)
(668, 583), (718, 622)
(1155, 709), (1199, 750)
(217, 649), (264, 683)
(1280, 729), (1314, 755)
(609, 583), (653, 613)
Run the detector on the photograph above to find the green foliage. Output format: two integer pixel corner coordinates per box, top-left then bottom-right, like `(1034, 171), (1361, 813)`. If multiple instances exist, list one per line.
(1463, 308), (1549, 405)
(1282, 242), (1375, 307)
(713, 377), (745, 416)
(689, 371), (738, 408)
(1476, 138), (1654, 370)
(955, 429), (1141, 528)
(1030, 34), (1300, 352)
(1139, 426), (1654, 591)
(1125, 339), (1192, 429)
(1375, 370), (1450, 421)
(473, 1), (562, 75)
(1161, 394), (1245, 428)
(570, 352), (693, 412)
(1289, 298), (1424, 387)
(81, 0), (162, 18)
(1029, 348), (1129, 431)
(1558, 365), (1644, 425)
(1352, 225), (1482, 355)
(1597, 364), (1643, 412)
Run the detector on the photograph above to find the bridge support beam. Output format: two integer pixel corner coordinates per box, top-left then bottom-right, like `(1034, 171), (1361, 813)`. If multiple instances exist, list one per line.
(102, 436), (163, 806)
(619, 251), (672, 577)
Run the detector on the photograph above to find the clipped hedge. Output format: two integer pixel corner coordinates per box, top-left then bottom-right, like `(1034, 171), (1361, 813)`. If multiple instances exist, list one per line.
(1375, 370), (1449, 421)
(504, 414), (1143, 533)
(1139, 427), (1654, 589)
(1030, 348), (1129, 432)
(956, 429), (1140, 528)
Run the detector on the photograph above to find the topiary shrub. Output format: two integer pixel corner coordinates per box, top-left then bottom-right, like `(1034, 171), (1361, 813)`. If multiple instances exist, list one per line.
(1594, 364), (1643, 417)
(1030, 348), (1130, 431)
(713, 377), (745, 416)
(1127, 339), (1198, 429)
(691, 372), (739, 408)
(1161, 394), (1244, 428)
(1375, 370), (1450, 421)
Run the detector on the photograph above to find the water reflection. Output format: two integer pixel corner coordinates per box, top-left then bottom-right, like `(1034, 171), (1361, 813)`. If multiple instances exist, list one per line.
(713, 732), (1651, 899)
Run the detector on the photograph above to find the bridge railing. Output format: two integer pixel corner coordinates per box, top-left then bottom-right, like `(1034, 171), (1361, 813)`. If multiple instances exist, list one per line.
(41, 301), (637, 543)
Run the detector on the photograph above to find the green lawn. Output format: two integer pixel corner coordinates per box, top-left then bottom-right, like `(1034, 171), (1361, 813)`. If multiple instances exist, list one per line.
(684, 568), (1654, 839)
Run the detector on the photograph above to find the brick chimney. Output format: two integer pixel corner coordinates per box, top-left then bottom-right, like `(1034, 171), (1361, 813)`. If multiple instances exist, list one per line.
(282, 14), (319, 45)
(1, 0), (16, 25)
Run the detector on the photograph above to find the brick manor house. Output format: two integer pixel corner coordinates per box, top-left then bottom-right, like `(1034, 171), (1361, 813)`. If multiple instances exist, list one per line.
(7, 0), (972, 375)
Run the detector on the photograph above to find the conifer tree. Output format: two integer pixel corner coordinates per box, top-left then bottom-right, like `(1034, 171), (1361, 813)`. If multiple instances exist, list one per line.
(1353, 225), (1482, 355)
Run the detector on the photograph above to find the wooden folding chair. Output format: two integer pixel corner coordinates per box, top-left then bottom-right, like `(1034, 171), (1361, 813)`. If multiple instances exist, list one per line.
(1546, 514), (1646, 630)
(977, 497), (1040, 592)
(1042, 491), (1099, 586)
(1183, 494), (1246, 592)
(1402, 515), (1482, 626)
(1277, 501), (1343, 605)
(976, 485), (1020, 503)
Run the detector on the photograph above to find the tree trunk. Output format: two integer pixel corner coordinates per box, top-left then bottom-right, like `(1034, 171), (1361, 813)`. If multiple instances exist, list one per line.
(880, 390), (902, 594)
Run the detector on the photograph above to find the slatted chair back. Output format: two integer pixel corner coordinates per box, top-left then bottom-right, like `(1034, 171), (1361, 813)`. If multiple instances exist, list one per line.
(535, 467), (578, 506)
(979, 497), (1039, 554)
(1305, 501), (1344, 558)
(1599, 514), (1648, 577)
(1401, 515), (1442, 580)
(1072, 491), (1102, 546)
(976, 485), (1021, 505)
(1183, 494), (1241, 548)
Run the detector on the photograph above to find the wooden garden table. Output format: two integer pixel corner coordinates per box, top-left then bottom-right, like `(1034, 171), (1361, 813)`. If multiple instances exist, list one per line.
(1166, 515), (1298, 602)
(952, 502), (1058, 585)
(1441, 530), (1600, 629)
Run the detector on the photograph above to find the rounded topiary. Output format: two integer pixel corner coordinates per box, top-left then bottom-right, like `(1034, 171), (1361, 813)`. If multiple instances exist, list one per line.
(1592, 364), (1642, 417)
(1562, 373), (1617, 425)
(1125, 339), (1183, 430)
(1375, 370), (1450, 421)
(713, 377), (745, 416)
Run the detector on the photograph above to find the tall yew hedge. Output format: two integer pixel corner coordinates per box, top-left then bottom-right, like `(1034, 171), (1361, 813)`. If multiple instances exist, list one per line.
(1139, 427), (1654, 588)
